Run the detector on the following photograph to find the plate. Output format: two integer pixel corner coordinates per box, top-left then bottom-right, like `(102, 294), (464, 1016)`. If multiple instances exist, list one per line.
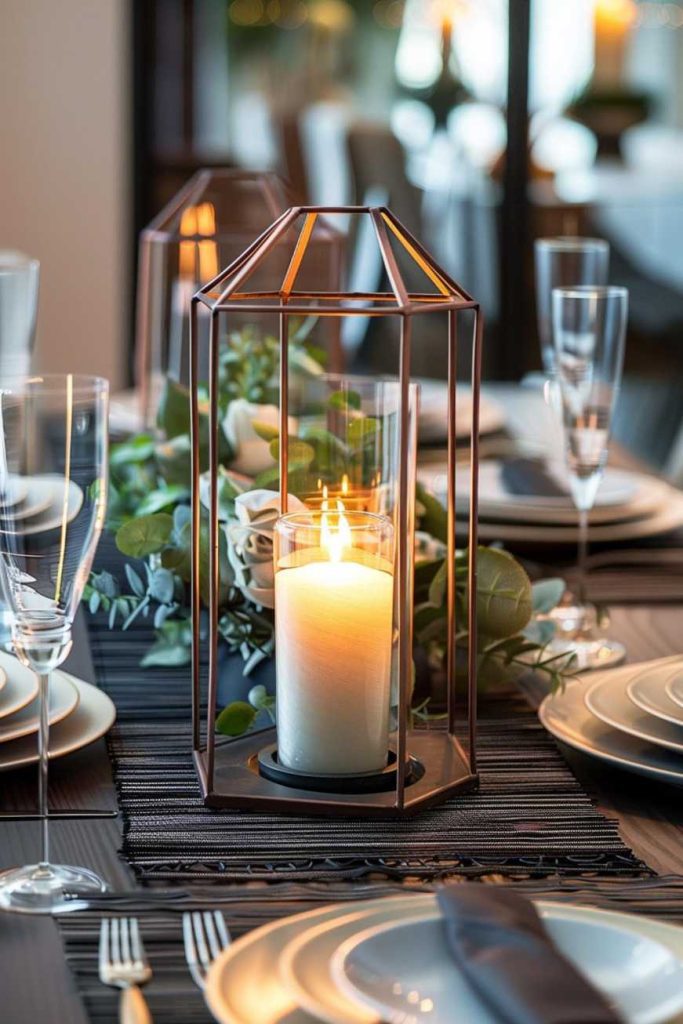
(331, 905), (683, 1024)
(0, 658), (37, 721)
(204, 895), (434, 1024)
(628, 661), (683, 728)
(448, 463), (662, 525)
(417, 382), (505, 443)
(456, 486), (683, 545)
(0, 670), (79, 743)
(0, 478), (29, 510)
(586, 670), (683, 754)
(0, 475), (84, 536)
(666, 671), (683, 711)
(0, 675), (115, 771)
(539, 659), (683, 786)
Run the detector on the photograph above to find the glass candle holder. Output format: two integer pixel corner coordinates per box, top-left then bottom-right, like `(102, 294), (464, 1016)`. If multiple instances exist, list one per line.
(274, 510), (394, 777)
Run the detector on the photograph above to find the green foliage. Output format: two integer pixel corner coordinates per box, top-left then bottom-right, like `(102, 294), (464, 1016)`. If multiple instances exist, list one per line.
(116, 514), (174, 559)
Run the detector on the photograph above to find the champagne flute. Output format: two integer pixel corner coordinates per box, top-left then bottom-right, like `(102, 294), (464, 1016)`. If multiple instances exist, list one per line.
(0, 374), (109, 913)
(551, 286), (628, 669)
(535, 238), (610, 377)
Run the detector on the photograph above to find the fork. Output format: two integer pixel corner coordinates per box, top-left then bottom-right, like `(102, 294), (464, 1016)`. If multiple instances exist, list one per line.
(182, 910), (231, 989)
(99, 917), (153, 1024)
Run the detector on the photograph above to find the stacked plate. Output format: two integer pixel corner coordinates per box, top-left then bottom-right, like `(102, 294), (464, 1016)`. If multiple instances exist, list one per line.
(418, 459), (683, 545)
(0, 650), (115, 772)
(202, 891), (683, 1023)
(0, 474), (84, 536)
(540, 656), (683, 787)
(417, 381), (506, 444)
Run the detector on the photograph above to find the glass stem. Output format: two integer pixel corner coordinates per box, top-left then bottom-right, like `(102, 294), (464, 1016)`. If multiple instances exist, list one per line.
(37, 672), (50, 868)
(577, 507), (589, 609)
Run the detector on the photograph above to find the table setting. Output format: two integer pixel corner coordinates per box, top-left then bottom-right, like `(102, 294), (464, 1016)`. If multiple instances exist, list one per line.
(1, 182), (683, 1024)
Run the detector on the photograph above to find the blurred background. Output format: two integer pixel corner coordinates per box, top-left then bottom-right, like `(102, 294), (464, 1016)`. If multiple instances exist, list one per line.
(2, 0), (683, 468)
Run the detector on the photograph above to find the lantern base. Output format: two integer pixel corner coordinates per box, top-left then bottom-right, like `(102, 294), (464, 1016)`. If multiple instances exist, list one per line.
(256, 745), (423, 794)
(193, 727), (479, 818)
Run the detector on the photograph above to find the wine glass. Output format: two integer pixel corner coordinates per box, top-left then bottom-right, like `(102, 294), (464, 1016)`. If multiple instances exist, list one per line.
(535, 238), (610, 377)
(551, 286), (628, 669)
(0, 374), (109, 913)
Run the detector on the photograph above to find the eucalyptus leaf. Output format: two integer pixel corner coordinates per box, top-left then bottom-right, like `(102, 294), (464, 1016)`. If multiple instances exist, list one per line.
(110, 435), (156, 467)
(251, 420), (280, 442)
(116, 513), (173, 558)
(347, 417), (379, 447)
(141, 642), (191, 668)
(147, 567), (175, 604)
(531, 578), (566, 614)
(268, 438), (316, 469)
(157, 378), (191, 438)
(415, 482), (448, 544)
(523, 618), (557, 646)
(88, 591), (101, 614)
(215, 701), (258, 737)
(136, 485), (190, 517)
(124, 564), (146, 598)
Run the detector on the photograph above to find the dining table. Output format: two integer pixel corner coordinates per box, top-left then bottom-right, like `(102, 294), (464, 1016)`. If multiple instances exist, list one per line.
(1, 383), (683, 1024)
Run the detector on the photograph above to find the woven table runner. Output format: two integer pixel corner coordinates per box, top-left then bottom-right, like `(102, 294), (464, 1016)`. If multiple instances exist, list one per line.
(58, 876), (683, 1024)
(86, 579), (649, 883)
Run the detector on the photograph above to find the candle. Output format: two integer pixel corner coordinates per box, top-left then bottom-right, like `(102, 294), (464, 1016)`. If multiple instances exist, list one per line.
(593, 0), (636, 90)
(274, 509), (394, 776)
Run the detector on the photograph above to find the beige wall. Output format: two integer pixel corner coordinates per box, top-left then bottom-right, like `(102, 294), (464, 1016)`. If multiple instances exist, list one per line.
(0, 0), (129, 388)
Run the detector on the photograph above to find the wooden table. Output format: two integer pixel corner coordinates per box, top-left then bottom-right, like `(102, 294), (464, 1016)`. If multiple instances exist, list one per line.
(1, 385), (682, 1023)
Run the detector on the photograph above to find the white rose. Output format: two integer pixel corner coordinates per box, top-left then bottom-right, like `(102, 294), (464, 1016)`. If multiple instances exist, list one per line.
(222, 398), (297, 477)
(226, 489), (306, 609)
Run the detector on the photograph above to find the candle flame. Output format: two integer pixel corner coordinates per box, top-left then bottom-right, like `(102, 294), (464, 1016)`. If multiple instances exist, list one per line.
(178, 202), (218, 283)
(179, 206), (198, 279)
(321, 499), (351, 563)
(341, 473), (349, 496)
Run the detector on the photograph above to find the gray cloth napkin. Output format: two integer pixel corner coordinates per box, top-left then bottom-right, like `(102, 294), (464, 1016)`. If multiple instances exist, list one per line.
(501, 458), (568, 499)
(437, 886), (622, 1023)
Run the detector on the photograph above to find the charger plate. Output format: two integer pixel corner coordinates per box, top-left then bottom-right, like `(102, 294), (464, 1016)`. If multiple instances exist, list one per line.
(204, 895), (432, 1024)
(586, 670), (683, 754)
(0, 670), (79, 743)
(627, 661), (683, 728)
(539, 660), (683, 786)
(666, 671), (683, 710)
(0, 676), (115, 771)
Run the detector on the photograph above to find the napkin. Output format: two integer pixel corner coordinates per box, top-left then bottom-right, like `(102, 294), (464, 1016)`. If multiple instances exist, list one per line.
(500, 458), (568, 499)
(437, 886), (622, 1023)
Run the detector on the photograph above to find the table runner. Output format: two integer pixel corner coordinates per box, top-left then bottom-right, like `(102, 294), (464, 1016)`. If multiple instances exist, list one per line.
(85, 557), (649, 883)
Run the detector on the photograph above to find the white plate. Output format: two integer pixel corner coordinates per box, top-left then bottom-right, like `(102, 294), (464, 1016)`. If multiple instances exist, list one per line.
(0, 475), (84, 536)
(0, 657), (36, 721)
(417, 382), (505, 443)
(586, 669), (683, 754)
(0, 670), (79, 743)
(0, 674), (115, 771)
(0, 478), (29, 510)
(448, 463), (661, 525)
(204, 895), (434, 1024)
(666, 671), (683, 710)
(539, 658), (683, 786)
(332, 905), (683, 1024)
(628, 661), (683, 728)
(456, 486), (683, 545)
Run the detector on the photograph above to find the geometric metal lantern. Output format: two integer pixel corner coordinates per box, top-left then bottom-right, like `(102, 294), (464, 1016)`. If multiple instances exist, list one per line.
(134, 170), (344, 428)
(190, 205), (482, 817)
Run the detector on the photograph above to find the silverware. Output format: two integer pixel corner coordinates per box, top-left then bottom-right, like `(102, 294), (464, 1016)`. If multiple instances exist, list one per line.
(182, 909), (231, 989)
(99, 917), (153, 1024)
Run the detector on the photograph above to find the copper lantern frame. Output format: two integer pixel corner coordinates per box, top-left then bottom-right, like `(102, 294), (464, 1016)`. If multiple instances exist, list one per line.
(190, 205), (482, 818)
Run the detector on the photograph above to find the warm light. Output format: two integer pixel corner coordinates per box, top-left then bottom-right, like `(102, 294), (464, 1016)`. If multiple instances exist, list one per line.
(197, 202), (218, 283)
(178, 206), (198, 279)
(594, 0), (637, 31)
(321, 501), (351, 563)
(341, 473), (349, 496)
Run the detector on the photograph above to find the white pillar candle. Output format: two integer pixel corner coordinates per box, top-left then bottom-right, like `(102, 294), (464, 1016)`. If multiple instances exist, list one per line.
(274, 513), (394, 776)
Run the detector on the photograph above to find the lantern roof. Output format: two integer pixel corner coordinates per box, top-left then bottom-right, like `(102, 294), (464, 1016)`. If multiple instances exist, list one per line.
(195, 206), (476, 316)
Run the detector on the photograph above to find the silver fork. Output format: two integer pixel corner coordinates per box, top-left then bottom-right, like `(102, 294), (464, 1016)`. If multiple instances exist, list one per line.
(182, 910), (231, 989)
(99, 917), (153, 1024)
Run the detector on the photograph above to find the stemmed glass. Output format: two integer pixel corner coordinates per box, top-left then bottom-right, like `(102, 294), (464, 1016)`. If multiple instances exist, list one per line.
(0, 374), (109, 913)
(551, 287), (628, 669)
(535, 238), (610, 377)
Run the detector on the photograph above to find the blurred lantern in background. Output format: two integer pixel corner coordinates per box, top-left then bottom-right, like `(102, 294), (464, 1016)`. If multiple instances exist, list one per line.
(126, 169), (343, 432)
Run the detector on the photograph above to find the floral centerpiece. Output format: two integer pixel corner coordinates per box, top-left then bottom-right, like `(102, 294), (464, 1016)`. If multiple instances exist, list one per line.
(86, 325), (574, 735)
